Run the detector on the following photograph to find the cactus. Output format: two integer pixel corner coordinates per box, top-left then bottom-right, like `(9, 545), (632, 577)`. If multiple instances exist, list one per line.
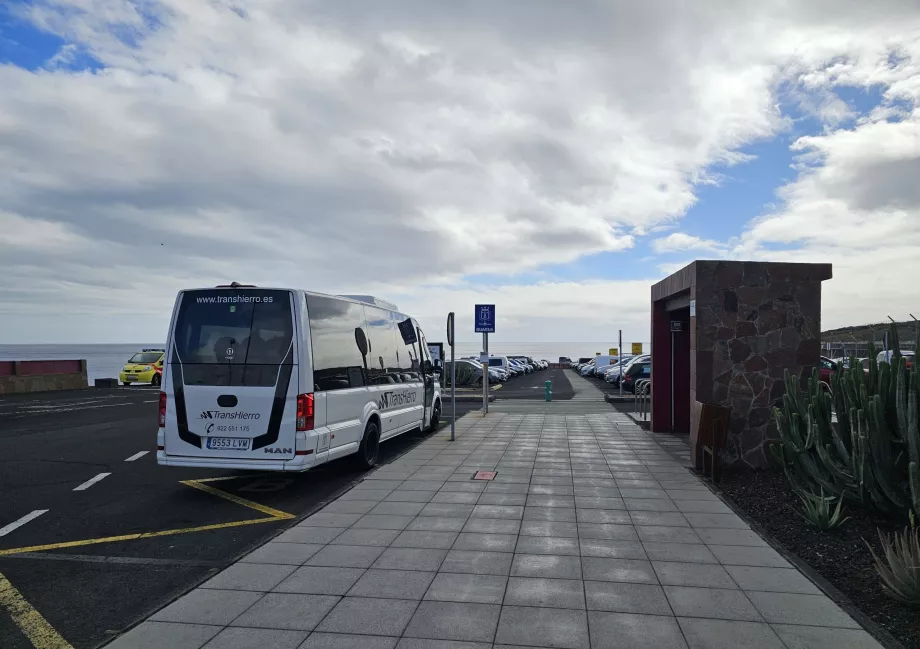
(772, 321), (920, 520)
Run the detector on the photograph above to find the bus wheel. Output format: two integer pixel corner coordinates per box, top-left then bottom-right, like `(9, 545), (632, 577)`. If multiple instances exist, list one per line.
(151, 373), (161, 387)
(357, 420), (380, 469)
(426, 399), (441, 433)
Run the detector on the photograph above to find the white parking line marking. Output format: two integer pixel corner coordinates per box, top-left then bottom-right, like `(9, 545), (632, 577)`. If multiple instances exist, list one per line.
(124, 451), (149, 462)
(0, 510), (49, 537)
(73, 473), (112, 491)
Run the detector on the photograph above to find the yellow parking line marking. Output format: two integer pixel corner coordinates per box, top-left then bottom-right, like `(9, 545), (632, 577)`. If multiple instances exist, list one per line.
(190, 474), (272, 484)
(0, 518), (280, 556)
(0, 480), (294, 557)
(0, 570), (74, 648)
(180, 480), (295, 520)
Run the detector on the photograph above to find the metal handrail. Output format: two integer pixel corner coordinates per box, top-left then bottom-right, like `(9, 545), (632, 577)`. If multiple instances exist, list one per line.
(634, 379), (652, 420)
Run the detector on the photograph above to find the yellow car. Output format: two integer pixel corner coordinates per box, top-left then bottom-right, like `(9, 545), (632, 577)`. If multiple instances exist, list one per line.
(119, 349), (165, 386)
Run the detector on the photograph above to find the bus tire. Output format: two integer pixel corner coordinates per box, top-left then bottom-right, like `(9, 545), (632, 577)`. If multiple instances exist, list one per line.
(425, 399), (441, 433)
(356, 420), (380, 469)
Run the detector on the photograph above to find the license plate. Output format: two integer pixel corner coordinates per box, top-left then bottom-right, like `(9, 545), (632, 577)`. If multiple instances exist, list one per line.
(123, 375), (137, 381)
(206, 437), (251, 451)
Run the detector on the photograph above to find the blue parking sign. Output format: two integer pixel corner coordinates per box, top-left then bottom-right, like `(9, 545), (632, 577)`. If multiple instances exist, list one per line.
(475, 304), (495, 333)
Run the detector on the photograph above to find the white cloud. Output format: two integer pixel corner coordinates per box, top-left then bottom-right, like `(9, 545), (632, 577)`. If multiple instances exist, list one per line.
(0, 0), (919, 343)
(651, 232), (724, 255)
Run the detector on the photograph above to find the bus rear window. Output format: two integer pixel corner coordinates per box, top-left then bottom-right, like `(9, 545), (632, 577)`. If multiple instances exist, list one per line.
(173, 290), (294, 386)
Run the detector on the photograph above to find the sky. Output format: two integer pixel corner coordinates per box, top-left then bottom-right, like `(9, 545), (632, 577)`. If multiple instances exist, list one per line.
(1, 0), (919, 346)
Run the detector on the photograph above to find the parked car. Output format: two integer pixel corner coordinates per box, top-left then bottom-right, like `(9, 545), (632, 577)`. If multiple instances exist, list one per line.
(579, 360), (596, 376)
(877, 349), (915, 370)
(622, 360), (651, 393)
(603, 357), (632, 382)
(609, 354), (651, 386)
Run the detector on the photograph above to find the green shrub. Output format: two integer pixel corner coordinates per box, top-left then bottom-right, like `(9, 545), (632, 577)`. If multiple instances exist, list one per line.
(795, 488), (849, 530)
(868, 523), (920, 607)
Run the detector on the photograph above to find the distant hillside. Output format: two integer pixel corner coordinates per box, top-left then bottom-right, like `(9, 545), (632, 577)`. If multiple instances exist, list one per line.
(822, 320), (918, 344)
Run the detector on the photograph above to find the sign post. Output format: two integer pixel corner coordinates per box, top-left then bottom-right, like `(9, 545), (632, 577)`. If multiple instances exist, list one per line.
(618, 329), (623, 396)
(446, 313), (456, 441)
(475, 305), (495, 415)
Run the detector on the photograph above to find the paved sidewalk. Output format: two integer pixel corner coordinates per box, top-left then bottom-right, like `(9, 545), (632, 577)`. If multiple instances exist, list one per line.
(109, 411), (884, 649)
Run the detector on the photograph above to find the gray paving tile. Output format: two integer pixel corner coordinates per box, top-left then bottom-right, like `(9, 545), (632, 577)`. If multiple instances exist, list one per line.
(575, 497), (626, 509)
(677, 618), (784, 649)
(707, 544), (791, 568)
(771, 624), (884, 649)
(424, 572), (508, 604)
(470, 505), (524, 519)
(653, 561), (737, 588)
(409, 517), (468, 532)
(370, 501), (427, 516)
(440, 549), (513, 575)
(697, 529), (766, 546)
(347, 569), (435, 599)
(331, 528), (401, 546)
(461, 517), (521, 534)
(642, 542), (718, 564)
(588, 611), (687, 649)
(301, 633), (398, 648)
(515, 535), (580, 556)
(576, 509), (632, 524)
(374, 547), (448, 571)
(300, 513), (363, 528)
(396, 640), (491, 649)
(520, 521), (578, 537)
(684, 512), (750, 529)
(629, 511), (690, 527)
(746, 591), (859, 628)
(665, 586), (762, 621)
(403, 601), (500, 643)
(386, 490), (438, 503)
(338, 488), (392, 501)
(306, 544), (384, 568)
(400, 480), (447, 491)
(202, 563), (296, 591)
(584, 581), (671, 615)
(636, 525), (702, 544)
(619, 489), (670, 499)
(579, 539), (647, 560)
(581, 558), (657, 584)
(724, 566), (820, 594)
(106, 621), (221, 649)
(231, 593), (340, 631)
(273, 566), (365, 595)
(276, 527), (345, 544)
(673, 500), (734, 514)
(151, 589), (263, 625)
(505, 577), (585, 609)
(420, 503), (475, 518)
(624, 498), (679, 512)
(201, 627), (307, 649)
(452, 532), (517, 552)
(511, 554), (582, 579)
(523, 506), (580, 521)
(352, 514), (416, 530)
(494, 606), (589, 649)
(526, 495), (576, 508)
(432, 491), (482, 504)
(321, 500), (380, 514)
(577, 523), (639, 541)
(316, 596), (418, 635)
(392, 530), (459, 549)
(239, 542), (324, 565)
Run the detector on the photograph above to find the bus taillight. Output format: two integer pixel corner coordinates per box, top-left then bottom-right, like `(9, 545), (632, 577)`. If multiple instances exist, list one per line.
(297, 393), (314, 431)
(158, 392), (167, 428)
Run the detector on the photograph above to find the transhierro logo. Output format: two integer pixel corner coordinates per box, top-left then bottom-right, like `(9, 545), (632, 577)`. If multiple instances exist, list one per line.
(199, 410), (261, 420)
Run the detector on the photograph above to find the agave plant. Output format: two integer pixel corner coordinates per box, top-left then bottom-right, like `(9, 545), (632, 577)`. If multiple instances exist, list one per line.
(795, 488), (849, 530)
(869, 524), (920, 607)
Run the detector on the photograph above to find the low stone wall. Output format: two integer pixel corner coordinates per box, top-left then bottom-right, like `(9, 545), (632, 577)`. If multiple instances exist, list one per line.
(0, 360), (89, 395)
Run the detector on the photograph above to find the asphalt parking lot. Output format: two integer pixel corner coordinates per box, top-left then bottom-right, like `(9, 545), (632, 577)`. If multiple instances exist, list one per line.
(0, 388), (477, 649)
(491, 367), (574, 400)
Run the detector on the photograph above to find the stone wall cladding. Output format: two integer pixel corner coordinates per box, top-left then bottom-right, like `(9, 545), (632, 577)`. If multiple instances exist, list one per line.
(693, 261), (831, 468)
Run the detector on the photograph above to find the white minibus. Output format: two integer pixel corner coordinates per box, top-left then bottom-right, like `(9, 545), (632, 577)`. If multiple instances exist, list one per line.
(157, 284), (441, 471)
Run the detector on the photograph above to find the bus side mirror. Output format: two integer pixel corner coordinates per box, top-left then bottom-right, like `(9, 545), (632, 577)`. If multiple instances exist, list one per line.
(423, 360), (434, 375)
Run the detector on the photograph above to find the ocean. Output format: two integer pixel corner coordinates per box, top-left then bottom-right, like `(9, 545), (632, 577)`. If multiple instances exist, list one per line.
(0, 342), (631, 381)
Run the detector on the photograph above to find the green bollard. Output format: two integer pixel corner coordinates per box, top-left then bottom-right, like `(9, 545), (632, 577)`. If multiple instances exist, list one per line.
(545, 380), (552, 402)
